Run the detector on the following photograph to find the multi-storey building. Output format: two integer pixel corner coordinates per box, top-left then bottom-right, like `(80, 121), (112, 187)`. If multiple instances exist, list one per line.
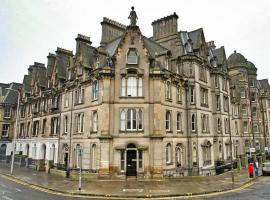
(11, 8), (270, 177)
(0, 82), (21, 158)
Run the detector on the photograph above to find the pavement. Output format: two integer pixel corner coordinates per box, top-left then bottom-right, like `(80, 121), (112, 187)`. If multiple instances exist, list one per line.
(0, 162), (256, 199)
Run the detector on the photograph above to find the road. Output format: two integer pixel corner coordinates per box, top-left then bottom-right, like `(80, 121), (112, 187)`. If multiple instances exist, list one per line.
(1, 174), (270, 200)
(0, 175), (81, 200)
(206, 176), (270, 200)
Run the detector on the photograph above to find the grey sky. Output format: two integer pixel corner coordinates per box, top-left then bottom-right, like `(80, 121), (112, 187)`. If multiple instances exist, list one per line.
(0, 0), (270, 84)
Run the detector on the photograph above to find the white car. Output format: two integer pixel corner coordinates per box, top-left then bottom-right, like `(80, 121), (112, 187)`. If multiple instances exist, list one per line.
(262, 162), (270, 176)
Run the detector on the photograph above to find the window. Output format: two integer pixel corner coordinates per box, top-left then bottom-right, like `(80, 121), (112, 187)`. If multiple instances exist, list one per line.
(253, 124), (259, 133)
(42, 119), (46, 135)
(51, 117), (59, 136)
(165, 82), (172, 100)
(165, 111), (171, 131)
(217, 118), (221, 133)
(92, 111), (98, 132)
(165, 58), (169, 70)
(64, 93), (69, 107)
(201, 114), (209, 133)
(241, 104), (247, 115)
(127, 49), (138, 64)
(252, 107), (257, 117)
(192, 145), (197, 166)
(92, 81), (99, 101)
(222, 78), (227, 91)
(240, 87), (246, 98)
(4, 107), (11, 118)
(203, 142), (212, 166)
(64, 116), (68, 134)
(75, 87), (84, 104)
(176, 144), (183, 166)
(120, 109), (143, 131)
(20, 106), (26, 118)
(216, 95), (220, 111)
(243, 121), (248, 133)
(26, 122), (30, 137)
(51, 95), (59, 110)
(33, 121), (39, 136)
(199, 66), (207, 82)
(234, 105), (238, 116)
(2, 124), (10, 137)
(191, 114), (196, 132)
(190, 87), (195, 104)
(19, 123), (25, 137)
(121, 77), (143, 97)
(165, 143), (172, 163)
(176, 112), (182, 131)
(200, 88), (208, 107)
(96, 56), (100, 68)
(250, 92), (256, 102)
(75, 113), (84, 133)
(177, 86), (182, 103)
(223, 96), (229, 112)
(224, 118), (230, 134)
(235, 121), (238, 135)
(214, 75), (219, 88)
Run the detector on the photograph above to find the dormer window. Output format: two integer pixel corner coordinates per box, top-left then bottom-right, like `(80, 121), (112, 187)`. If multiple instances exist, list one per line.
(127, 49), (138, 64)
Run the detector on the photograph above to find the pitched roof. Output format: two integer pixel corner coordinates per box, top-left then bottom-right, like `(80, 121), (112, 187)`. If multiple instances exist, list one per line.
(212, 46), (226, 66)
(188, 28), (204, 50)
(142, 36), (169, 58)
(105, 36), (123, 57)
(4, 82), (21, 105)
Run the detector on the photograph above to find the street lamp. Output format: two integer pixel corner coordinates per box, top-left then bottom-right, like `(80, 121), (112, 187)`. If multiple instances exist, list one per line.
(6, 87), (20, 175)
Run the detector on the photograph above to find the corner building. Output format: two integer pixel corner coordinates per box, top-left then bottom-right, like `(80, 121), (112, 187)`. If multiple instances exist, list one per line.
(15, 8), (270, 177)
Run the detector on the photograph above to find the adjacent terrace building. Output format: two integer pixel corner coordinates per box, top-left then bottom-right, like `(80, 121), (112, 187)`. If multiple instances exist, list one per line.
(0, 82), (21, 159)
(13, 8), (270, 177)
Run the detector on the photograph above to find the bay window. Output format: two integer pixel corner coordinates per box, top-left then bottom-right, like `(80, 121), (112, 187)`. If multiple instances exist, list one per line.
(121, 77), (143, 97)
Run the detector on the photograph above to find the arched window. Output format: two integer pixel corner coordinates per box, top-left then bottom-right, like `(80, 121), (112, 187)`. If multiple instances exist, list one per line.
(127, 49), (138, 64)
(176, 113), (181, 131)
(166, 143), (172, 163)
(165, 111), (171, 131)
(192, 146), (197, 166)
(176, 144), (184, 166)
(191, 114), (196, 131)
(165, 82), (171, 99)
(235, 121), (238, 134)
(176, 86), (182, 102)
(217, 118), (221, 132)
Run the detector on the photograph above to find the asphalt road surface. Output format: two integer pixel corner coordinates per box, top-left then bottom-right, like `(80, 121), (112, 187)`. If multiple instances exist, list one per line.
(1, 174), (270, 200)
(0, 176), (82, 200)
(206, 176), (270, 200)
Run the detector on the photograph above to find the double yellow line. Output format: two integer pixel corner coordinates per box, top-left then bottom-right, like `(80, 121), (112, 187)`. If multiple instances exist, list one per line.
(0, 173), (255, 199)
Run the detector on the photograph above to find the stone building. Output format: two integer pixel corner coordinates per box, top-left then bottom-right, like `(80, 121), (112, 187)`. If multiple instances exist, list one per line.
(0, 82), (21, 158)
(13, 8), (270, 177)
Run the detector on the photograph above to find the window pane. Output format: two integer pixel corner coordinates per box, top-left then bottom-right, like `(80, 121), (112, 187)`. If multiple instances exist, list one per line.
(138, 78), (142, 96)
(120, 111), (126, 131)
(127, 77), (137, 96)
(121, 78), (126, 96)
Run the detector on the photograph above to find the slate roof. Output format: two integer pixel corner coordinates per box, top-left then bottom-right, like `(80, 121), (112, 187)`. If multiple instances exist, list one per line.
(259, 79), (269, 89)
(4, 82), (21, 105)
(227, 51), (247, 68)
(0, 83), (9, 97)
(105, 36), (123, 57)
(212, 46), (226, 66)
(142, 36), (169, 58)
(105, 34), (169, 58)
(188, 28), (204, 50)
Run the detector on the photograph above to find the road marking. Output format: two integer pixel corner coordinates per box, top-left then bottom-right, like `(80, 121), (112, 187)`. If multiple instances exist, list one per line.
(2, 195), (13, 200)
(123, 188), (143, 192)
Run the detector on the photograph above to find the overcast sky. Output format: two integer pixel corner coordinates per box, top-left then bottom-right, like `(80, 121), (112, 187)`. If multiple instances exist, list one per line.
(1, 0), (270, 84)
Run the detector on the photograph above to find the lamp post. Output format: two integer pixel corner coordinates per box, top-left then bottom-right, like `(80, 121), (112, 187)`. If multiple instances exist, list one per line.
(6, 88), (20, 175)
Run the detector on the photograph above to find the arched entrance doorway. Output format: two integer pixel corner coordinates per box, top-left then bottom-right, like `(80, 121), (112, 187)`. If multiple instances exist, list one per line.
(126, 143), (137, 176)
